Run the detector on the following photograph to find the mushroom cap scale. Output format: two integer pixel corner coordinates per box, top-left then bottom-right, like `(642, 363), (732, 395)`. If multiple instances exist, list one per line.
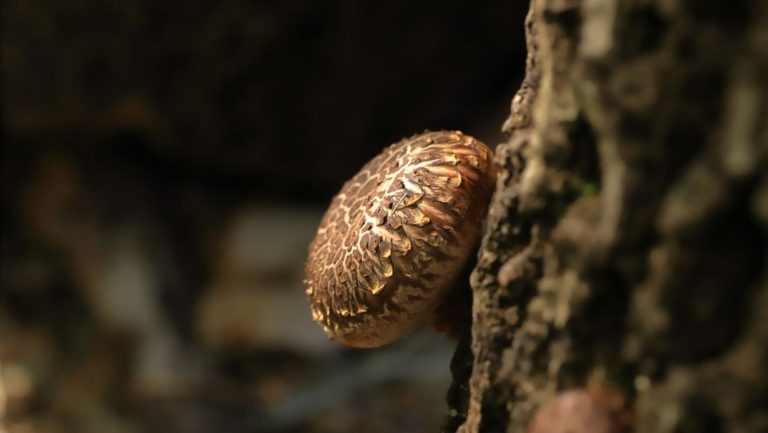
(304, 130), (496, 347)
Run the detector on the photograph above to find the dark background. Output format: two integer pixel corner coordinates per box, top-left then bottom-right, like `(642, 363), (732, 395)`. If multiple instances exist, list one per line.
(1, 1), (527, 432)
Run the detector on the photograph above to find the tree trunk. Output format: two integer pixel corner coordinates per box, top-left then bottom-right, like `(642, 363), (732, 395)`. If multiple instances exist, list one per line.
(445, 1), (768, 432)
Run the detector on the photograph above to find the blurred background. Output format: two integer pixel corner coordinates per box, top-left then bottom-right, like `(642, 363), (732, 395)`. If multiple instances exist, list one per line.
(1, 1), (526, 432)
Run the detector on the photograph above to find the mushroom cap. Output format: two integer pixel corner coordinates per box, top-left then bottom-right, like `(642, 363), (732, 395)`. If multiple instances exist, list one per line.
(304, 130), (496, 347)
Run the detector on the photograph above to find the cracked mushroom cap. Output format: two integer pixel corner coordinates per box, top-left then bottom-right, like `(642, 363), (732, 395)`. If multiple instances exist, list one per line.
(304, 130), (496, 348)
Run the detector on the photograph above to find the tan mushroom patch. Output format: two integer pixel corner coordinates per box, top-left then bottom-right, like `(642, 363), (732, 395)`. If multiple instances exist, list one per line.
(304, 130), (496, 348)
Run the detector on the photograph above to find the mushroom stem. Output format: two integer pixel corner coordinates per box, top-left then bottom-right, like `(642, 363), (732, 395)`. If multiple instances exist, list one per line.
(430, 249), (477, 338)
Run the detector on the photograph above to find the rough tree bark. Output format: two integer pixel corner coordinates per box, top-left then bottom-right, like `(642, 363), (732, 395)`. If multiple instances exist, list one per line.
(444, 1), (768, 432)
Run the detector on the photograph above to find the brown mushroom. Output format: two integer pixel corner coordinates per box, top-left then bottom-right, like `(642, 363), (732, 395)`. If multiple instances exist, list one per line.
(304, 130), (496, 348)
(527, 388), (632, 433)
